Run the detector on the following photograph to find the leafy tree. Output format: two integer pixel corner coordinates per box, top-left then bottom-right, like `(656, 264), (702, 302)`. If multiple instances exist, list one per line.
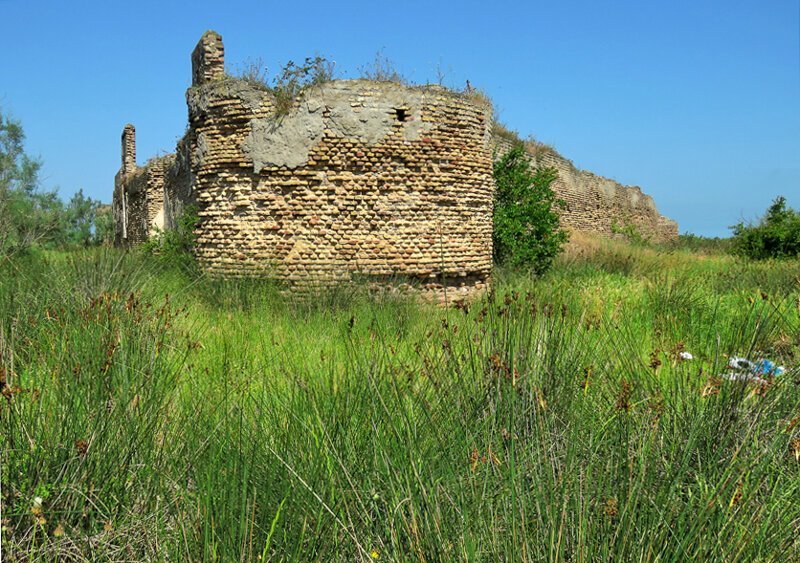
(493, 144), (568, 273)
(63, 189), (99, 246)
(0, 108), (43, 250)
(1, 108), (110, 252)
(94, 204), (115, 245)
(731, 196), (800, 259)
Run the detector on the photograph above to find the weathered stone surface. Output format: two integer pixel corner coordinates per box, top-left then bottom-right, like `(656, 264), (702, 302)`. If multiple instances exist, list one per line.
(245, 98), (325, 171)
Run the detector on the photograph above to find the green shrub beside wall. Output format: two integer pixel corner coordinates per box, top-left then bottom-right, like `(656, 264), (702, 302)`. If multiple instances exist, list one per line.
(493, 144), (568, 274)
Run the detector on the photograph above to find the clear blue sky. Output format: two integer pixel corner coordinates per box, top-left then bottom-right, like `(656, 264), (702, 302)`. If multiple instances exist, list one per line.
(2, 0), (798, 237)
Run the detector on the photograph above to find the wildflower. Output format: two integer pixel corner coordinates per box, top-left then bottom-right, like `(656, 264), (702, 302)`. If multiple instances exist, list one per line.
(679, 351), (693, 360)
(103, 520), (113, 532)
(31, 496), (43, 516)
(53, 523), (65, 537)
(370, 550), (380, 559)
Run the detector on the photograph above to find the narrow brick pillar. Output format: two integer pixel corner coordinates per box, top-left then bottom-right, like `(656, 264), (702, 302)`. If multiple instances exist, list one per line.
(121, 124), (136, 174)
(191, 30), (224, 86)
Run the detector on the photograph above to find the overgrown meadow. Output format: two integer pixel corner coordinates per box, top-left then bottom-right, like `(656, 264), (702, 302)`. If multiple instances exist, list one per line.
(2, 237), (800, 561)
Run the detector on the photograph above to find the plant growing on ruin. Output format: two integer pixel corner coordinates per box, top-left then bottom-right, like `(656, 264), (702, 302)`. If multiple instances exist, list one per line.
(232, 56), (335, 116)
(235, 57), (271, 90)
(491, 122), (522, 145)
(359, 49), (406, 83)
(493, 144), (568, 274)
(611, 220), (650, 246)
(272, 56), (336, 116)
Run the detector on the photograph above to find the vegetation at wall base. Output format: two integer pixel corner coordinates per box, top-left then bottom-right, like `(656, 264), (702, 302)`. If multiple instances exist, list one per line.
(141, 205), (200, 272)
(493, 143), (568, 274)
(610, 220), (650, 246)
(2, 237), (799, 561)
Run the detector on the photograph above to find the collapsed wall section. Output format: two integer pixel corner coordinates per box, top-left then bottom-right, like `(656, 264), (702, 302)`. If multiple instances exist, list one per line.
(186, 73), (494, 298)
(492, 136), (678, 242)
(112, 124), (191, 246)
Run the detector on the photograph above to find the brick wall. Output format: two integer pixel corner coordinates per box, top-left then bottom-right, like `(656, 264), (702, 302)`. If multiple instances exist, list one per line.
(492, 136), (678, 242)
(113, 147), (182, 245)
(185, 70), (494, 300)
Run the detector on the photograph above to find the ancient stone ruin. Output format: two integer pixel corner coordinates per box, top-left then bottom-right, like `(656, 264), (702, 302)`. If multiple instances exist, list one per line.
(491, 135), (678, 242)
(113, 31), (676, 299)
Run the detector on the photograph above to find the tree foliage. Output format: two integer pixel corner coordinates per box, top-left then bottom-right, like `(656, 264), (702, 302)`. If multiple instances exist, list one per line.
(731, 196), (800, 260)
(493, 144), (568, 274)
(0, 108), (108, 253)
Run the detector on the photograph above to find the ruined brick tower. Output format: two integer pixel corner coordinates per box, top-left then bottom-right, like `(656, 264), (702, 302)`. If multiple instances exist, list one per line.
(114, 31), (495, 301)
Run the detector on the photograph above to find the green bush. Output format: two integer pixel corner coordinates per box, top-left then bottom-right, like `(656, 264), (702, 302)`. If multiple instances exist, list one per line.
(493, 143), (568, 274)
(731, 196), (800, 259)
(142, 205), (199, 270)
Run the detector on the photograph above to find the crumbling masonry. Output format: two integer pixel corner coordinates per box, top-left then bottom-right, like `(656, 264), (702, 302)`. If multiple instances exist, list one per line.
(114, 31), (677, 299)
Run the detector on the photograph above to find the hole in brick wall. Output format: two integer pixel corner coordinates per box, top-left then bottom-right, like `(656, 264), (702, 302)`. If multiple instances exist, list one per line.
(394, 108), (409, 122)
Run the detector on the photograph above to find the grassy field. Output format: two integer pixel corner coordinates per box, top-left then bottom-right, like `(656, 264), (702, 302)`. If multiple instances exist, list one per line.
(2, 237), (800, 561)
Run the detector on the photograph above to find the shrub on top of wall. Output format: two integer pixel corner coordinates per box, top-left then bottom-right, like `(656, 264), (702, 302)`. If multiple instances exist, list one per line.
(493, 144), (568, 274)
(731, 196), (800, 260)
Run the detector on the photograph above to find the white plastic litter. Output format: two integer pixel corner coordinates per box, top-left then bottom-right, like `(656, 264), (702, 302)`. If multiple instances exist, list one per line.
(722, 355), (786, 384)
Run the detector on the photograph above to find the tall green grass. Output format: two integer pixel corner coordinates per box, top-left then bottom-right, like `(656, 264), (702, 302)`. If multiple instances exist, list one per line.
(2, 243), (799, 561)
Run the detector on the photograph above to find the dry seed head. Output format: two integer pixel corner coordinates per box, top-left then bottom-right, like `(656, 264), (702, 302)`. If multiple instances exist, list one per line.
(604, 497), (618, 519)
(791, 438), (800, 462)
